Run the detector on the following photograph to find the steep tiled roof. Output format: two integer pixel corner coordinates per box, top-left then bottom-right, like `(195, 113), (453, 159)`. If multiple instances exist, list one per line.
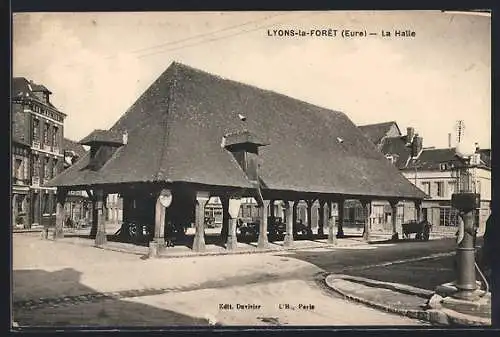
(379, 136), (412, 169)
(358, 121), (399, 145)
(12, 77), (60, 111)
(404, 148), (461, 171)
(63, 138), (87, 158)
(79, 129), (124, 146)
(45, 62), (426, 200)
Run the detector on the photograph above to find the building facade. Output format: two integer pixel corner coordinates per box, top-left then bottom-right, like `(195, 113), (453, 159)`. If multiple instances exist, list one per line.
(358, 121), (492, 233)
(12, 78), (66, 228)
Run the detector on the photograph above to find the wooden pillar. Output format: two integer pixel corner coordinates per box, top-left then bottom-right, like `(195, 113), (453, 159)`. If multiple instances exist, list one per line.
(361, 200), (371, 241)
(390, 199), (399, 241)
(149, 189), (170, 257)
(337, 199), (345, 238)
(94, 189), (107, 246)
(220, 196), (229, 243)
(269, 199), (275, 220)
(284, 200), (294, 247)
(327, 200), (337, 244)
(53, 188), (67, 239)
(258, 199), (270, 248)
(86, 189), (98, 239)
(306, 200), (314, 238)
(318, 200), (325, 236)
(226, 198), (242, 250)
(193, 192), (210, 252)
(292, 200), (299, 230)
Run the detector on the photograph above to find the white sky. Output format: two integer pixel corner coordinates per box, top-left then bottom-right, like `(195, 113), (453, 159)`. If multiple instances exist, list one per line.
(13, 10), (491, 149)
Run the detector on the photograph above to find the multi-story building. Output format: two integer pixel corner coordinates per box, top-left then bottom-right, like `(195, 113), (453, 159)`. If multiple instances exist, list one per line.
(12, 77), (66, 228)
(358, 121), (491, 233)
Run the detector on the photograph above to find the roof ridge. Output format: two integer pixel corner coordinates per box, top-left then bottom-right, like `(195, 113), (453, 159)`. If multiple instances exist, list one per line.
(154, 64), (178, 181)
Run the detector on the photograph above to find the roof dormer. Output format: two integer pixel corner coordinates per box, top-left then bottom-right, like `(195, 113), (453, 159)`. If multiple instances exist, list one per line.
(222, 129), (268, 183)
(79, 129), (127, 171)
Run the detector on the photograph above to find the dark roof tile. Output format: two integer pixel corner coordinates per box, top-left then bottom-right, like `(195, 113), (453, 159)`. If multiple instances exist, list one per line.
(358, 121), (398, 145)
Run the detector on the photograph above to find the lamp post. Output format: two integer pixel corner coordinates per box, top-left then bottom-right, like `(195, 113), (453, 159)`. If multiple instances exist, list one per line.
(451, 143), (481, 300)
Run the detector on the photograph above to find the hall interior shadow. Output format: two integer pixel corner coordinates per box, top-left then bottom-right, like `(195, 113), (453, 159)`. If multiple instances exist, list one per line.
(13, 268), (209, 328)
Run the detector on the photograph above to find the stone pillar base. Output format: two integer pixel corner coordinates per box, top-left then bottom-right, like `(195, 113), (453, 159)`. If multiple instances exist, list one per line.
(428, 283), (491, 319)
(54, 228), (64, 239)
(283, 234), (294, 247)
(41, 228), (49, 240)
(328, 236), (337, 245)
(95, 231), (107, 246)
(363, 231), (371, 242)
(149, 240), (166, 258)
(193, 235), (206, 252)
(226, 235), (238, 250)
(257, 236), (270, 249)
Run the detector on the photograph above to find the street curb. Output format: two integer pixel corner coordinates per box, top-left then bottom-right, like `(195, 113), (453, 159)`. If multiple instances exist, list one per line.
(324, 275), (432, 323)
(324, 274), (491, 326)
(327, 274), (434, 298)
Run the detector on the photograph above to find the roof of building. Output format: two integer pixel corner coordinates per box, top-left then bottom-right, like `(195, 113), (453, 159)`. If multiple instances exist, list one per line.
(79, 129), (124, 146)
(45, 62), (426, 200)
(476, 149), (491, 167)
(63, 138), (87, 158)
(358, 121), (400, 145)
(379, 136), (413, 169)
(12, 77), (59, 111)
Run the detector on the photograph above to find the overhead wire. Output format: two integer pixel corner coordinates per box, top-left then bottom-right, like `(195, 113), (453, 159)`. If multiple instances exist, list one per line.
(20, 11), (321, 76)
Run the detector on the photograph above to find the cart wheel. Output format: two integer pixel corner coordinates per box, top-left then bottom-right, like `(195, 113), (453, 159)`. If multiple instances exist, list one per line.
(415, 233), (421, 240)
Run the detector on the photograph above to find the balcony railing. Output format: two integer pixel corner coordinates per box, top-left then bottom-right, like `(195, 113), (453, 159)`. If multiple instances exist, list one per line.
(32, 140), (40, 149)
(52, 146), (60, 154)
(32, 176), (40, 186)
(43, 144), (52, 152)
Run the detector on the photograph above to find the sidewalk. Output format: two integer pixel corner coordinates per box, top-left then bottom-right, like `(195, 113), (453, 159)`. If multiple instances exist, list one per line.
(324, 274), (492, 326)
(43, 228), (386, 258)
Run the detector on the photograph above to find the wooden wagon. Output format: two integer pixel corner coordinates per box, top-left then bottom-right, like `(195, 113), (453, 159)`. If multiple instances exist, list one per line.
(401, 220), (432, 241)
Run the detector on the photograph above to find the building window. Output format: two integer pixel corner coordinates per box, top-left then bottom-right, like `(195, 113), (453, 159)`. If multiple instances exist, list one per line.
(16, 196), (24, 213)
(43, 124), (50, 145)
(421, 182), (431, 195)
(52, 160), (57, 178)
(33, 119), (40, 141)
(52, 126), (58, 148)
(13, 158), (22, 179)
(476, 180), (481, 195)
(32, 155), (40, 177)
(448, 181), (456, 197)
(440, 207), (459, 226)
(435, 182), (444, 197)
(42, 193), (51, 215)
(44, 157), (51, 179)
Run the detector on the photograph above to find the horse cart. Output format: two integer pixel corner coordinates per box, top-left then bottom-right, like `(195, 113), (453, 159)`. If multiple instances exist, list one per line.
(401, 220), (432, 241)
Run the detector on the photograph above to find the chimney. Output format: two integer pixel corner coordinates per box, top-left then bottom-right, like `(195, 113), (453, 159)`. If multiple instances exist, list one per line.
(223, 130), (268, 183)
(448, 133), (452, 148)
(406, 127), (415, 145)
(411, 133), (423, 157)
(122, 131), (128, 145)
